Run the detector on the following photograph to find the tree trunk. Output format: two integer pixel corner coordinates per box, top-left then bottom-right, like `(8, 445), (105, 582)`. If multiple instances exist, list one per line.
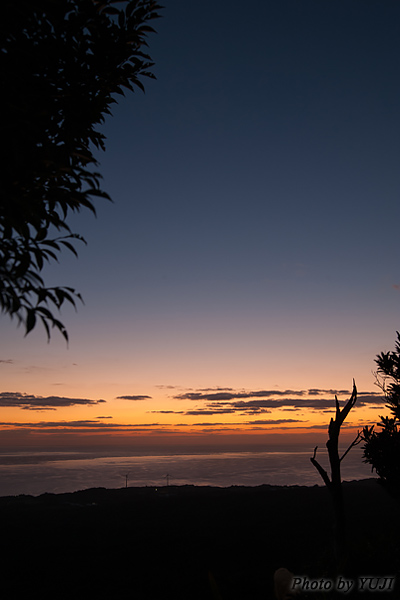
(310, 382), (360, 570)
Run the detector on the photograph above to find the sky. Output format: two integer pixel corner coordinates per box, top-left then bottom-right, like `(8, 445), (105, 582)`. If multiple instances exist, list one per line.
(1, 0), (400, 453)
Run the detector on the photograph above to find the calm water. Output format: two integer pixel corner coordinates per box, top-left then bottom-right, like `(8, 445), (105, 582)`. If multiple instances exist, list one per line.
(0, 446), (375, 497)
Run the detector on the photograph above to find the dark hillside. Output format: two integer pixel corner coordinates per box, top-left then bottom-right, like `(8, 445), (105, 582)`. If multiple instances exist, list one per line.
(1, 480), (398, 599)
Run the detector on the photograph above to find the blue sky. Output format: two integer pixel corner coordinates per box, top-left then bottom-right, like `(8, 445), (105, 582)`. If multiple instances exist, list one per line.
(1, 1), (400, 449)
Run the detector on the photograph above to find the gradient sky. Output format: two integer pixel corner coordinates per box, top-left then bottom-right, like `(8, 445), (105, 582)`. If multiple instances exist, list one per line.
(1, 0), (400, 452)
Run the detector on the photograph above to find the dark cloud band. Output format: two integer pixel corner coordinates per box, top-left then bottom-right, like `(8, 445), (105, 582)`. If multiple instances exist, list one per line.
(0, 392), (105, 410)
(116, 395), (152, 401)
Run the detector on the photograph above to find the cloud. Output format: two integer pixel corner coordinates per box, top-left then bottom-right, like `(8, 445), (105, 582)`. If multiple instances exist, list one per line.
(245, 419), (306, 425)
(191, 422), (234, 427)
(185, 408), (237, 416)
(155, 385), (180, 389)
(0, 420), (166, 433)
(175, 389), (307, 401)
(357, 392), (385, 404)
(0, 359), (13, 365)
(0, 392), (105, 410)
(307, 388), (348, 396)
(149, 410), (184, 414)
(176, 398), (322, 416)
(116, 395), (152, 401)
(197, 387), (235, 392)
(152, 387), (384, 417)
(306, 422), (358, 430)
(174, 388), (367, 403)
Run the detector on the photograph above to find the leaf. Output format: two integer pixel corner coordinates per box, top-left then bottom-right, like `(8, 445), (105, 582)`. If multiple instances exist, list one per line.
(34, 249), (44, 270)
(59, 240), (79, 257)
(35, 228), (48, 242)
(101, 6), (119, 15)
(25, 309), (36, 336)
(40, 316), (51, 341)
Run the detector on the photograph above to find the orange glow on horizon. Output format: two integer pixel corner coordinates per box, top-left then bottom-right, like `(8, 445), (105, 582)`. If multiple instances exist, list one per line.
(0, 339), (387, 453)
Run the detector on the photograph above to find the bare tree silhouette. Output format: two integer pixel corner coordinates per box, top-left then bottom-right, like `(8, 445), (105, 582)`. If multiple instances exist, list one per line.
(310, 381), (361, 566)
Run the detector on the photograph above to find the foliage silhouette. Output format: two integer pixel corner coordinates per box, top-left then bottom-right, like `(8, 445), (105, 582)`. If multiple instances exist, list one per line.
(0, 0), (161, 341)
(362, 332), (400, 494)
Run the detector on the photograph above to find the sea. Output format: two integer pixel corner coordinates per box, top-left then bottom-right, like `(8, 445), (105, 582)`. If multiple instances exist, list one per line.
(0, 445), (376, 497)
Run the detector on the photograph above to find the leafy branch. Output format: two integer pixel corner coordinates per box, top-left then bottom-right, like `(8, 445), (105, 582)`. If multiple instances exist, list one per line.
(1, 0), (162, 340)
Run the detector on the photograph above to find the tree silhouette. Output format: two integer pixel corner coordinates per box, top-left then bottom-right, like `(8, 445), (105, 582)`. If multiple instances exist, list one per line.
(0, 0), (161, 341)
(362, 332), (400, 495)
(310, 381), (361, 566)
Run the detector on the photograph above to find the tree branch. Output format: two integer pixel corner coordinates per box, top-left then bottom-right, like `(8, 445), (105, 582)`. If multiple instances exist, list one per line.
(340, 431), (362, 463)
(310, 446), (331, 488)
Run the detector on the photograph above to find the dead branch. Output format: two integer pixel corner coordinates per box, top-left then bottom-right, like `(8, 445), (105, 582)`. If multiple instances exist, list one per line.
(340, 431), (362, 463)
(310, 446), (331, 488)
(309, 380), (358, 569)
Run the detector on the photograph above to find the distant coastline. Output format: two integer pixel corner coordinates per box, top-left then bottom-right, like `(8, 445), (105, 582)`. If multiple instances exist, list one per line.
(0, 446), (375, 497)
